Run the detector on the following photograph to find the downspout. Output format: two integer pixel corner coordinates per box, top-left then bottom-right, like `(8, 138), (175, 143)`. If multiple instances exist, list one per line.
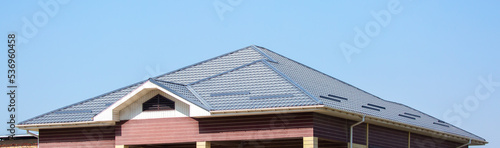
(26, 130), (39, 138)
(457, 139), (471, 148)
(350, 115), (366, 148)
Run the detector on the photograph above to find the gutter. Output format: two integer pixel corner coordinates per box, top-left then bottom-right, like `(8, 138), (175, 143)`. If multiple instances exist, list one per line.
(457, 139), (471, 148)
(17, 121), (115, 131)
(350, 115), (365, 148)
(209, 106), (487, 145)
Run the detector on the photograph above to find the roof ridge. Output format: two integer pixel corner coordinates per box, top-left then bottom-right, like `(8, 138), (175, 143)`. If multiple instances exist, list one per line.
(149, 79), (210, 111)
(255, 46), (392, 104)
(250, 45), (278, 63)
(152, 79), (187, 86)
(19, 80), (147, 125)
(153, 45), (254, 80)
(185, 85), (212, 110)
(261, 60), (323, 104)
(188, 59), (265, 85)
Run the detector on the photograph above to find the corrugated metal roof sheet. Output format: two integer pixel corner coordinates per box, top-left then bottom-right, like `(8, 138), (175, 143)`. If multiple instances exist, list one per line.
(19, 45), (484, 142)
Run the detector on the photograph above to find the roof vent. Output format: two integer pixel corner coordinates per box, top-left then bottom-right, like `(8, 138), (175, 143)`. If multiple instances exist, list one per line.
(398, 114), (416, 120)
(320, 96), (340, 102)
(362, 103), (386, 111)
(320, 94), (348, 102)
(250, 94), (294, 99)
(210, 91), (250, 97)
(55, 110), (92, 114)
(362, 105), (380, 111)
(327, 94), (348, 100)
(105, 103), (113, 106)
(404, 112), (421, 118)
(367, 103), (386, 109)
(433, 122), (450, 127)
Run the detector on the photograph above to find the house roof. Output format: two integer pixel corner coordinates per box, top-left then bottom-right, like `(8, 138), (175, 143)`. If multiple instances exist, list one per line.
(19, 45), (485, 142)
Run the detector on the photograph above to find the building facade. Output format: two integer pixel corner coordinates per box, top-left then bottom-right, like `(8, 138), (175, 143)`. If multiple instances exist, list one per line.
(0, 135), (38, 148)
(18, 46), (486, 148)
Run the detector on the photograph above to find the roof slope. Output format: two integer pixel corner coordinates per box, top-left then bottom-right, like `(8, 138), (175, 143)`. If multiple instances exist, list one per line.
(20, 45), (484, 142)
(255, 46), (485, 141)
(19, 81), (144, 125)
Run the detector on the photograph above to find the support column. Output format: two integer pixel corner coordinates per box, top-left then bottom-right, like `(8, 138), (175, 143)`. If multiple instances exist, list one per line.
(408, 132), (411, 148)
(348, 143), (367, 148)
(197, 141), (211, 148)
(303, 137), (318, 148)
(115, 145), (129, 148)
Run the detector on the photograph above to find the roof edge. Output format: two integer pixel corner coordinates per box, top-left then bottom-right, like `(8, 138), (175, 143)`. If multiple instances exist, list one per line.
(210, 105), (487, 145)
(18, 80), (147, 125)
(16, 121), (116, 131)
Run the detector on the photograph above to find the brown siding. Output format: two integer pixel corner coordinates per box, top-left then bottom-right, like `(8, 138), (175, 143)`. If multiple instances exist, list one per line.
(115, 113), (314, 145)
(39, 126), (115, 148)
(368, 124), (408, 148)
(410, 133), (466, 148)
(35, 113), (469, 148)
(313, 113), (348, 142)
(313, 113), (366, 145)
(350, 121), (367, 145)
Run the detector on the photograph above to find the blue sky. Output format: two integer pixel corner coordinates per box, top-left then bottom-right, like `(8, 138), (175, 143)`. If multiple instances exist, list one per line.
(1, 0), (499, 147)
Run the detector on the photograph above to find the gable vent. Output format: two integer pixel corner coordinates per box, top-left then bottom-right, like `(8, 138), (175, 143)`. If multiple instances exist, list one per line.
(404, 112), (421, 118)
(367, 103), (386, 109)
(250, 94), (294, 99)
(398, 114), (416, 120)
(55, 110), (92, 114)
(433, 122), (450, 127)
(210, 91), (250, 97)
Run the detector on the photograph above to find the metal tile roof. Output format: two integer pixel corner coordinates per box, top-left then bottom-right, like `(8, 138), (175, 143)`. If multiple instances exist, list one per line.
(19, 81), (144, 125)
(255, 45), (485, 141)
(20, 45), (484, 142)
(190, 61), (319, 110)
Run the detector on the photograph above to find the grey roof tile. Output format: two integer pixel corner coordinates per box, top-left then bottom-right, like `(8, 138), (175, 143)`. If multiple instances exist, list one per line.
(155, 47), (266, 84)
(19, 81), (144, 125)
(20, 45), (484, 142)
(255, 45), (485, 141)
(190, 61), (319, 110)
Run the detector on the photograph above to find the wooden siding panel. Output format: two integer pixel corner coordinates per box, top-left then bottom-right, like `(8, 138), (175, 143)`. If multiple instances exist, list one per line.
(368, 124), (408, 148)
(39, 126), (115, 148)
(410, 133), (466, 148)
(115, 113), (315, 145)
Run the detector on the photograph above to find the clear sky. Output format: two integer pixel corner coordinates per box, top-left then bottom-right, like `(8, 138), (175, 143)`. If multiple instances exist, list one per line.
(1, 0), (499, 147)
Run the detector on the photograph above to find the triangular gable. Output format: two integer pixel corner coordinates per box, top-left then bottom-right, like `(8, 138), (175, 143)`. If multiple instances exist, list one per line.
(94, 80), (210, 121)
